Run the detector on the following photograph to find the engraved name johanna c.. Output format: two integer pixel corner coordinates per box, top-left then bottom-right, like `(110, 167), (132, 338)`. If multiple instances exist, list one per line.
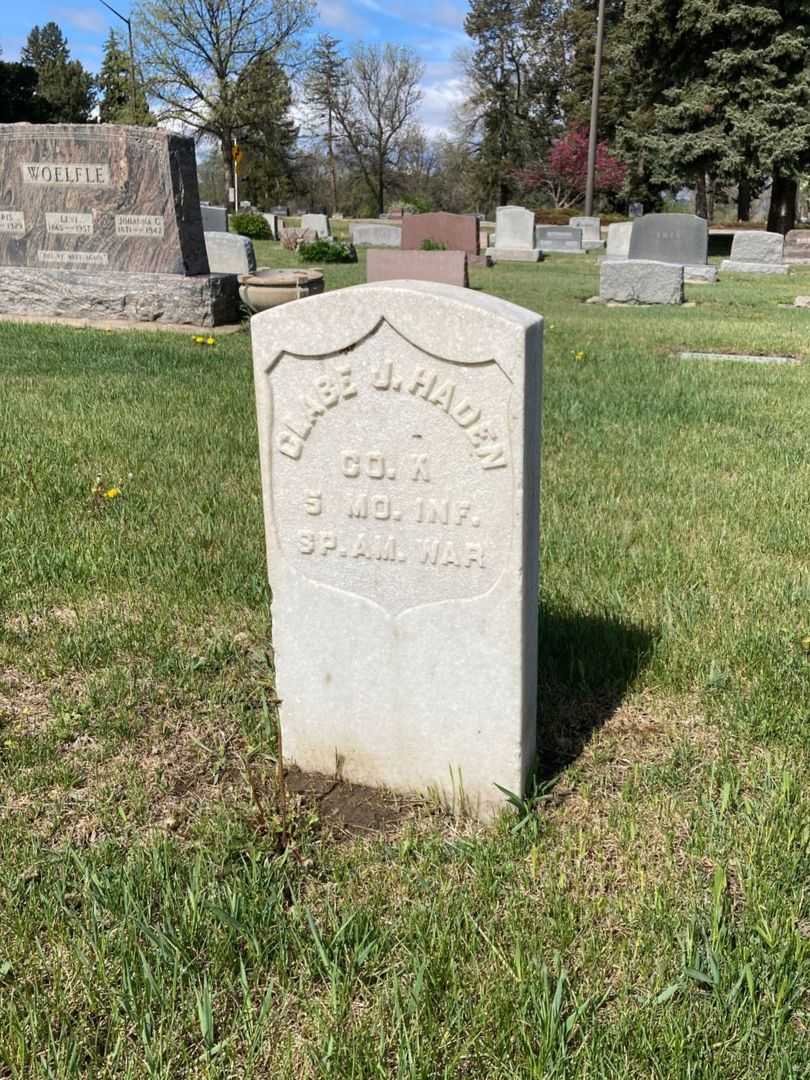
(276, 358), (508, 472)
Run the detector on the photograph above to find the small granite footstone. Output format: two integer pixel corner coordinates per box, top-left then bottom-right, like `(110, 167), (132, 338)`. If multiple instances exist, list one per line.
(204, 232), (256, 274)
(0, 266), (238, 325)
(680, 351), (797, 366)
(684, 264), (718, 283)
(251, 281), (542, 819)
(366, 248), (468, 286)
(600, 259), (684, 304)
(351, 223), (402, 247)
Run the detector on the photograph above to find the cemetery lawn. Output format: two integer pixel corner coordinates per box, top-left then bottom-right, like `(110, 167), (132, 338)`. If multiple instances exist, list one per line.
(2, 246), (810, 1078)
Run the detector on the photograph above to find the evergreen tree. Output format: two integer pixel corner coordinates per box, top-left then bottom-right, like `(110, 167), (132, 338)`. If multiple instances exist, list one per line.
(462, 0), (568, 209)
(305, 34), (347, 215)
(616, 0), (810, 229)
(22, 22), (95, 122)
(98, 30), (153, 124)
(237, 55), (298, 207)
(0, 62), (43, 122)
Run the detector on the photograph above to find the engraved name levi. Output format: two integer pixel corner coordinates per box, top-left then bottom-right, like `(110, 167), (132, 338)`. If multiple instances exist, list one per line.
(276, 359), (508, 471)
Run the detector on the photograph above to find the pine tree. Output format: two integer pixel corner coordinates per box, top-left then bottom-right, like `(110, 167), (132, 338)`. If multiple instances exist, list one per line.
(305, 35), (347, 215)
(98, 30), (153, 125)
(616, 0), (810, 229)
(237, 55), (298, 207)
(22, 21), (95, 122)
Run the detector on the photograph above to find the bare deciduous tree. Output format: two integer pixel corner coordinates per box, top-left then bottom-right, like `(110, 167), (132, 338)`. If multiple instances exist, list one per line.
(133, 0), (313, 201)
(332, 44), (424, 216)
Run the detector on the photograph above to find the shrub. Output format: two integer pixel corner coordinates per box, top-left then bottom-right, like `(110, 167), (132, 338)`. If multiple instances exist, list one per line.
(420, 238), (447, 251)
(230, 212), (271, 240)
(298, 238), (358, 264)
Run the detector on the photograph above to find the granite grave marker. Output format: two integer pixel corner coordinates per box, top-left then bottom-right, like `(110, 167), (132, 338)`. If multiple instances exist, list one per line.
(535, 226), (585, 254)
(401, 212), (479, 256)
(0, 123), (238, 326)
(486, 206), (542, 262)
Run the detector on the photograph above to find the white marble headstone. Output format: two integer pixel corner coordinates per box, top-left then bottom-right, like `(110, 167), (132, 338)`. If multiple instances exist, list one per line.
(252, 282), (543, 818)
(494, 206), (536, 251)
(300, 213), (330, 238)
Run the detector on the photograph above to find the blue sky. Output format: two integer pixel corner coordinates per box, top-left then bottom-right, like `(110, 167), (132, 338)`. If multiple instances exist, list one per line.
(1, 1), (468, 133)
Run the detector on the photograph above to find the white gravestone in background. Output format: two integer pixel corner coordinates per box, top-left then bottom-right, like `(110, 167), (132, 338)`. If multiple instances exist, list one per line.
(569, 216), (603, 249)
(721, 231), (788, 275)
(252, 282), (543, 818)
(605, 221), (633, 259)
(300, 213), (331, 238)
(487, 206), (542, 262)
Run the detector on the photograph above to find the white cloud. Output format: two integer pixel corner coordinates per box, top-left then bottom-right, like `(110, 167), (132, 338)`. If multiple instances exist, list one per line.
(319, 0), (373, 36)
(419, 73), (466, 136)
(53, 6), (110, 34)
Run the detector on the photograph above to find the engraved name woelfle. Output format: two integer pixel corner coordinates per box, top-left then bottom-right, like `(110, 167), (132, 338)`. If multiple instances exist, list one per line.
(22, 163), (111, 186)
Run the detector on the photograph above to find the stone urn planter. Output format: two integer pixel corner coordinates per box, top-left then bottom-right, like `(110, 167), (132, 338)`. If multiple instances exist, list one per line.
(238, 268), (325, 313)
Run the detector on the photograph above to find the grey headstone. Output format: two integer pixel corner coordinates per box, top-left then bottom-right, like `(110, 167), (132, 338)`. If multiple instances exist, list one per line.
(600, 259), (684, 304)
(0, 122), (209, 274)
(202, 205), (228, 233)
(628, 213), (708, 266)
(784, 229), (810, 262)
(204, 232), (256, 274)
(350, 223), (402, 247)
(535, 226), (585, 253)
(569, 216), (601, 244)
(606, 221), (633, 259)
(726, 230), (784, 264)
(300, 213), (330, 238)
(262, 212), (280, 240)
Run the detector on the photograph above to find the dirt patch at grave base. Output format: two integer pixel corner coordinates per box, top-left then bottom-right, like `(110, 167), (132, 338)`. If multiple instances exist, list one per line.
(284, 766), (420, 839)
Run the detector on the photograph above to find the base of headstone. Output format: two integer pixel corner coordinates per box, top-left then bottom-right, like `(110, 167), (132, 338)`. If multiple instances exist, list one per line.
(684, 265), (718, 283)
(720, 260), (789, 275)
(0, 312), (243, 335)
(485, 247), (543, 262)
(537, 247), (587, 255)
(600, 259), (684, 304)
(0, 267), (239, 326)
(582, 241), (605, 251)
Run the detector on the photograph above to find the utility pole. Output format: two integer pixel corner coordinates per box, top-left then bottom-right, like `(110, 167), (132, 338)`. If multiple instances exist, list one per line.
(97, 0), (137, 123)
(584, 0), (607, 216)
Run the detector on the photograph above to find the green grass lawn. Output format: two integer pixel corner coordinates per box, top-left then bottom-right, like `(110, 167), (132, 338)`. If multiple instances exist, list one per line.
(1, 246), (809, 1077)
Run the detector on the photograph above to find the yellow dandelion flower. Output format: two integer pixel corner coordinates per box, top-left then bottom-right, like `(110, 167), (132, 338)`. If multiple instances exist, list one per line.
(193, 335), (206, 344)
(206, 336), (216, 346)
(575, 350), (586, 362)
(104, 487), (121, 499)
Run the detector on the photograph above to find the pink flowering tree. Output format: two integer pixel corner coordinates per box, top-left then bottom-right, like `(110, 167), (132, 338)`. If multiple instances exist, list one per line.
(515, 127), (627, 207)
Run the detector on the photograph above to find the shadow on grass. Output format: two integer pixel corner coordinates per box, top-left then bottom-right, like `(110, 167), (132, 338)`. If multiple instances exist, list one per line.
(536, 601), (656, 782)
